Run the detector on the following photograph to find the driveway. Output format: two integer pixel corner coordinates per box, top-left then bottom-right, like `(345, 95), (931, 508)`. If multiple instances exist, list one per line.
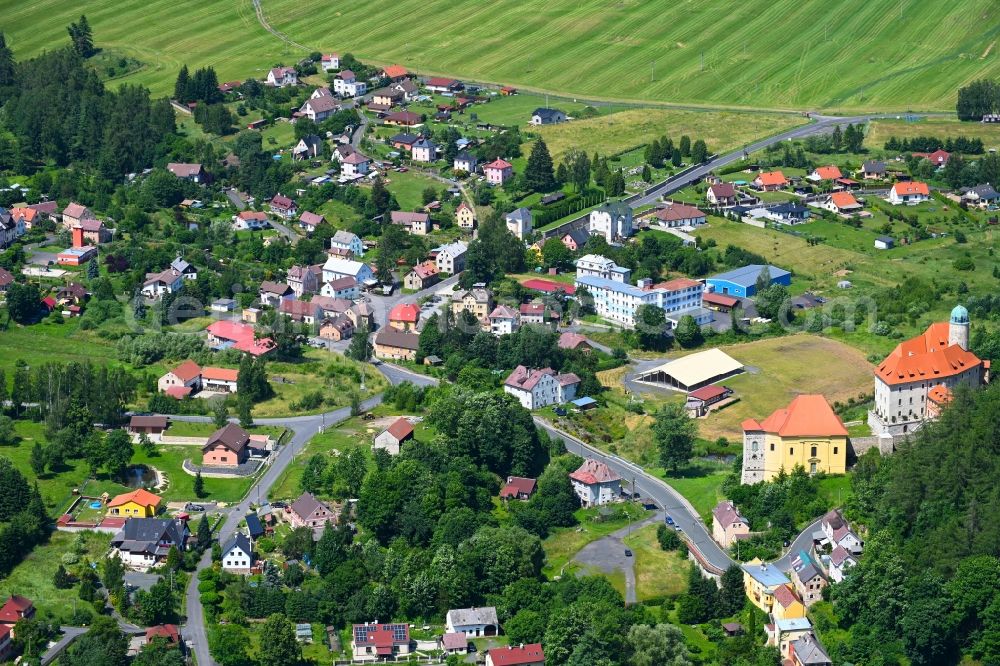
(571, 512), (663, 604)
(41, 627), (88, 666)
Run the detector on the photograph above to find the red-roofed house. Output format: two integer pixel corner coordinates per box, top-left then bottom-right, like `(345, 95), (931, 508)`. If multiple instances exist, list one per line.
(503, 366), (580, 409)
(483, 159), (513, 185)
(807, 166), (842, 182)
(823, 191), (863, 214)
(269, 194), (297, 218)
(569, 459), (621, 506)
(320, 54), (340, 72)
(167, 163), (207, 183)
(753, 171), (788, 191)
(519, 303), (546, 325)
(206, 321), (275, 357)
(486, 644), (545, 666)
(384, 111), (422, 127)
(500, 476), (537, 500)
(888, 181), (930, 205)
(425, 77), (463, 93)
(650, 203), (707, 228)
(558, 332), (593, 353)
(382, 64), (409, 80)
(913, 149), (950, 166)
(741, 395), (848, 484)
(388, 303), (421, 331)
(373, 417), (414, 455)
(158, 360), (202, 395)
(352, 623), (413, 659)
(145, 624), (180, 646)
(0, 595), (35, 625)
(404, 261), (439, 290)
(298, 211), (325, 233)
(686, 384), (734, 416)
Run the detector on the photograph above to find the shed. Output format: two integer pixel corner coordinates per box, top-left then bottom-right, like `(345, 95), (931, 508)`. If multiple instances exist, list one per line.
(874, 236), (894, 250)
(571, 396), (598, 410)
(634, 348), (745, 392)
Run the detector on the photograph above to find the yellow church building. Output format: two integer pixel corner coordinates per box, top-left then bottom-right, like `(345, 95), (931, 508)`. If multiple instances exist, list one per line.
(740, 394), (848, 484)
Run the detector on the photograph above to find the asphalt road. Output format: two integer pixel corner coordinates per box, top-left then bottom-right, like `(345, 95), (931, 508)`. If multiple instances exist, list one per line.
(180, 363), (434, 666)
(40, 627), (88, 666)
(630, 113), (899, 209)
(572, 512), (663, 604)
(536, 418), (736, 574)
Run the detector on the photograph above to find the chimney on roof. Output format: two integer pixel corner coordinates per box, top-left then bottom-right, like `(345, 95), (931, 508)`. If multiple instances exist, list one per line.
(636, 277), (652, 290)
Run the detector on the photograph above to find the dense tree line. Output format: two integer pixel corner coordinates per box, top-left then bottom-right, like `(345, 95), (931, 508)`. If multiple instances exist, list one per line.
(957, 79), (1000, 120)
(174, 65), (223, 104)
(0, 459), (48, 577)
(1, 48), (175, 178)
(825, 384), (1000, 665)
(884, 135), (985, 154)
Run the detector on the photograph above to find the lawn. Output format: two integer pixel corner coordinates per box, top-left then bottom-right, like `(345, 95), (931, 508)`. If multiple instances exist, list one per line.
(622, 524), (689, 602)
(542, 504), (651, 577)
(132, 445), (256, 503)
(0, 318), (121, 376)
(866, 116), (1000, 150)
(379, 170), (448, 212)
(660, 461), (731, 523)
(5, 0), (997, 110)
(163, 421), (285, 439)
(532, 108), (805, 161)
(0, 530), (110, 622)
(8, 421), (131, 515)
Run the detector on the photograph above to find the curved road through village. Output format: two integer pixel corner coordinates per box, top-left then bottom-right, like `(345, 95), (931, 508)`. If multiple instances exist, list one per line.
(177, 111), (888, 662)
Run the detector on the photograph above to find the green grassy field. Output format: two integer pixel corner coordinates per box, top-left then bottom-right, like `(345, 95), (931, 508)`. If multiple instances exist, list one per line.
(133, 444), (256, 503)
(5, 0), (998, 110)
(622, 524), (689, 601)
(0, 530), (110, 621)
(533, 108), (805, 160)
(866, 116), (1000, 150)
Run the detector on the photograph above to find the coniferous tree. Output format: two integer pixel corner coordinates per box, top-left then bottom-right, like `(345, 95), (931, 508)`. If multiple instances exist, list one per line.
(0, 33), (14, 87)
(174, 65), (189, 102)
(194, 471), (204, 498)
(67, 15), (95, 58)
(524, 138), (556, 192)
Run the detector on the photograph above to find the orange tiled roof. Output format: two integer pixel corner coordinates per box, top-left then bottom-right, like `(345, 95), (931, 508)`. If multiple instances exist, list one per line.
(383, 64), (408, 78)
(830, 192), (860, 208)
(892, 181), (929, 196)
(756, 171), (787, 186)
(813, 166), (842, 180)
(876, 322), (983, 386)
(169, 360), (201, 383)
(202, 367), (239, 382)
(108, 488), (161, 509)
(747, 395), (848, 437)
(927, 384), (952, 405)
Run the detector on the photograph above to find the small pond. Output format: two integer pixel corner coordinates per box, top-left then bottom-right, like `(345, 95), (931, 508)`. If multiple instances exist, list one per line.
(123, 465), (157, 489)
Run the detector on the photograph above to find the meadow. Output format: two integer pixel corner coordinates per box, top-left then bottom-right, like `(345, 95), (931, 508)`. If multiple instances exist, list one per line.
(866, 117), (1000, 150)
(533, 109), (805, 161)
(4, 0), (999, 110)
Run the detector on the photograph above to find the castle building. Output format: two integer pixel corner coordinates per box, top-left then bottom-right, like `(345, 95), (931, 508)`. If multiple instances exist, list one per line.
(741, 395), (848, 484)
(867, 305), (988, 435)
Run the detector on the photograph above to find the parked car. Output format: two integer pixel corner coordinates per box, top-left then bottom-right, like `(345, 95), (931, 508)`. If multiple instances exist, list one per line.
(624, 549), (633, 557)
(185, 503), (204, 512)
(665, 515), (674, 525)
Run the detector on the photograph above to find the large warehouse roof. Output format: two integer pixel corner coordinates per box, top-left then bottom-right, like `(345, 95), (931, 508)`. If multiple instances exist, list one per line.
(707, 264), (790, 288)
(634, 348), (745, 391)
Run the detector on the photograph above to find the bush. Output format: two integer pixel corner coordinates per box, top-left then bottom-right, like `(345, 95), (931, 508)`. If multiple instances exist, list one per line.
(657, 524), (683, 551)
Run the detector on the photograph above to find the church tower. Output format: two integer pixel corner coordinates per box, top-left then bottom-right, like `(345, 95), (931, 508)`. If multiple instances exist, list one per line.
(741, 423), (766, 485)
(949, 304), (970, 350)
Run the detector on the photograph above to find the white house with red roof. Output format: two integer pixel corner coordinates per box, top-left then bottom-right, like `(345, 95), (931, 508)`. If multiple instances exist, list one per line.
(706, 182), (738, 206)
(753, 170), (788, 191)
(232, 211), (269, 231)
(807, 165), (843, 182)
(887, 181), (930, 205)
(483, 158), (513, 185)
(485, 643), (545, 666)
(503, 366), (580, 410)
(569, 459), (621, 506)
(340, 151), (371, 178)
(269, 194), (297, 218)
(868, 306), (987, 435)
(819, 509), (864, 556)
(320, 53), (340, 71)
(352, 623), (413, 659)
(373, 417), (414, 455)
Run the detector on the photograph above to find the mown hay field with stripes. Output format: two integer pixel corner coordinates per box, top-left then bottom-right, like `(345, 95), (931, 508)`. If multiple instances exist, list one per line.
(3, 0), (1000, 111)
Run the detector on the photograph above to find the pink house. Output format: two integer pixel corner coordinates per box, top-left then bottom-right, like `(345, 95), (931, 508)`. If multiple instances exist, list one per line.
(483, 158), (513, 185)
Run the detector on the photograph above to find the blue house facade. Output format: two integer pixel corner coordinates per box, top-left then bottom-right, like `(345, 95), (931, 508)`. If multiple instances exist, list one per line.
(706, 264), (791, 298)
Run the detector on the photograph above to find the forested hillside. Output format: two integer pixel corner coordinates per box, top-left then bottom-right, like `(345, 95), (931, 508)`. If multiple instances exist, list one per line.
(830, 384), (1000, 664)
